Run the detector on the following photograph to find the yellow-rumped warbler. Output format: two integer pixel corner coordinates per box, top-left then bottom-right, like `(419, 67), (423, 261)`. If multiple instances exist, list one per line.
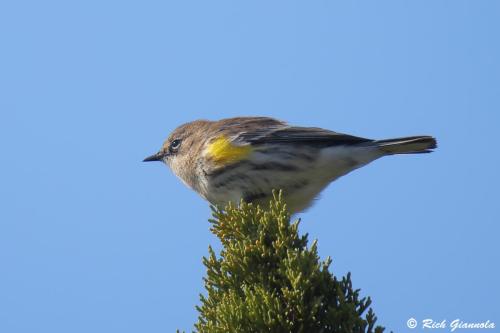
(144, 117), (436, 213)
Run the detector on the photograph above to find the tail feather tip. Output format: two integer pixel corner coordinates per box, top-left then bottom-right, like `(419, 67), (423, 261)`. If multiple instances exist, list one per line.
(377, 135), (437, 155)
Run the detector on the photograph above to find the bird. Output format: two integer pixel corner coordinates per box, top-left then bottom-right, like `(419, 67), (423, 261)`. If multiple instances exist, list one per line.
(143, 117), (436, 213)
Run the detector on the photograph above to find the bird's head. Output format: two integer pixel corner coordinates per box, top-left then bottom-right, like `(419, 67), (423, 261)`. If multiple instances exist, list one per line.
(143, 120), (212, 187)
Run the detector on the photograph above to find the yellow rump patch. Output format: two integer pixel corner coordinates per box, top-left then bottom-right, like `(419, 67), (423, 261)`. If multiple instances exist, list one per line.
(206, 136), (252, 165)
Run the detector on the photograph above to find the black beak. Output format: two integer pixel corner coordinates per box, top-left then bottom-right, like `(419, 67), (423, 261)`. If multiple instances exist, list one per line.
(143, 152), (163, 162)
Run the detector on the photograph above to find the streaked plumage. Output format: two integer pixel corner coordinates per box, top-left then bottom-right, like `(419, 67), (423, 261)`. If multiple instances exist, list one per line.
(144, 117), (437, 213)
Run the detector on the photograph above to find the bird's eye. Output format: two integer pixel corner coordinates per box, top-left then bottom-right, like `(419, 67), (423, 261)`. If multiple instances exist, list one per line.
(169, 139), (182, 152)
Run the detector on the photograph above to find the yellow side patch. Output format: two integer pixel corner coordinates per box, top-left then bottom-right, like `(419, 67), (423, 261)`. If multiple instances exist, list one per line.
(206, 136), (252, 165)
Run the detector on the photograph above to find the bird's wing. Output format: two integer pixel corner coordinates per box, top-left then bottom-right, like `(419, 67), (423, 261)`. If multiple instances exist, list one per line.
(225, 118), (372, 147)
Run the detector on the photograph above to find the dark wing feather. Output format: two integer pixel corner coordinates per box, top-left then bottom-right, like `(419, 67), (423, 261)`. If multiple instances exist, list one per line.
(248, 127), (372, 147)
(228, 118), (372, 147)
(213, 117), (372, 147)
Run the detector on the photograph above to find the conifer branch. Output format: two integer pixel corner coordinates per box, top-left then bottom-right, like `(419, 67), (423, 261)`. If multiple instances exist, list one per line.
(183, 191), (385, 333)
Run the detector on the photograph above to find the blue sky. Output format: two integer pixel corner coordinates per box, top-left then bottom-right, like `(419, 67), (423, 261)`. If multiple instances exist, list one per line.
(1, 1), (499, 332)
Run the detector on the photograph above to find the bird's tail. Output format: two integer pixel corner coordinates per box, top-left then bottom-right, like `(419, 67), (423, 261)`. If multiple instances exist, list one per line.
(374, 136), (437, 154)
